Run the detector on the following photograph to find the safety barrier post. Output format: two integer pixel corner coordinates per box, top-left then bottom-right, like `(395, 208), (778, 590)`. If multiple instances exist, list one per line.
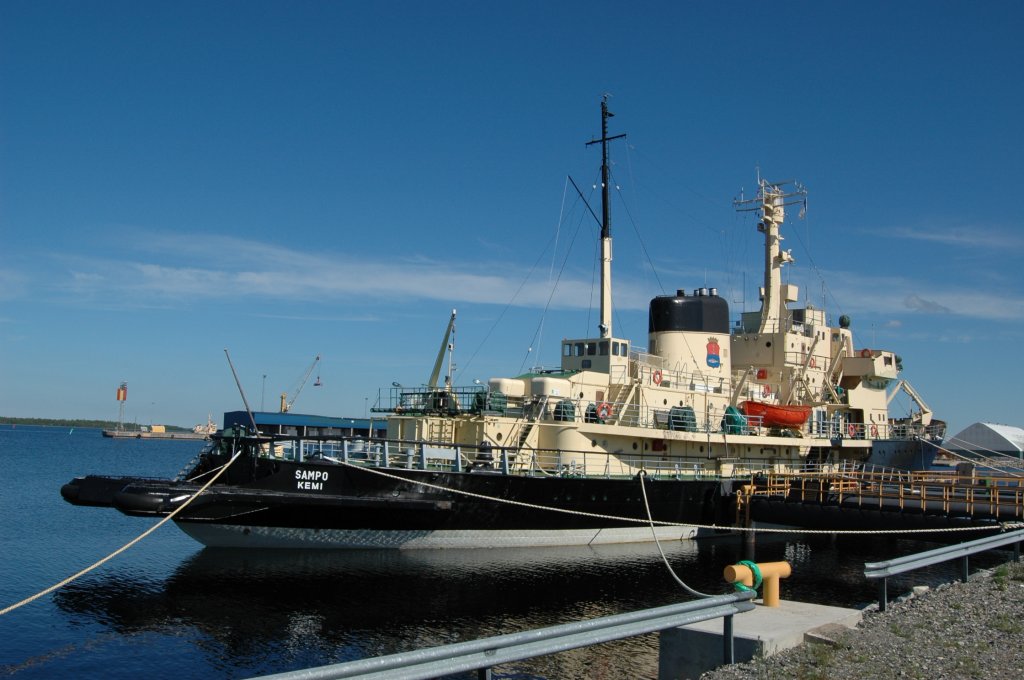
(722, 614), (735, 664)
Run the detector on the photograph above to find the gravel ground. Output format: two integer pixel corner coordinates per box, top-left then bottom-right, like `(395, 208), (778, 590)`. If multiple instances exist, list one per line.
(701, 558), (1024, 680)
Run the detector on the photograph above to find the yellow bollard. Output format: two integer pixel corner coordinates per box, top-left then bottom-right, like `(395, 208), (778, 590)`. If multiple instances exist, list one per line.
(723, 560), (792, 607)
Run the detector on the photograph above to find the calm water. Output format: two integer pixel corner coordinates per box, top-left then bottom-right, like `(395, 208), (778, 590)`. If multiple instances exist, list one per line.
(0, 426), (1010, 679)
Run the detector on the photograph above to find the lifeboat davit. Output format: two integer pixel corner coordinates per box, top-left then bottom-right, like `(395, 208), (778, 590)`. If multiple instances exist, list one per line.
(740, 401), (812, 428)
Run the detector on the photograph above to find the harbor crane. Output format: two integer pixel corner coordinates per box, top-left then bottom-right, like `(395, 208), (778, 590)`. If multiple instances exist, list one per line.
(279, 354), (321, 413)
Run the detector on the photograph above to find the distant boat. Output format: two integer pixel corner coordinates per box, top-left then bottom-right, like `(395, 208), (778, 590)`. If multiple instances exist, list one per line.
(740, 401), (812, 429)
(102, 422), (213, 440)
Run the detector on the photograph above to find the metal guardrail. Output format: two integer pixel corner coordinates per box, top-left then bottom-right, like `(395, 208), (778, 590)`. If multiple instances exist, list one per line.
(864, 527), (1024, 611)
(253, 592), (756, 680)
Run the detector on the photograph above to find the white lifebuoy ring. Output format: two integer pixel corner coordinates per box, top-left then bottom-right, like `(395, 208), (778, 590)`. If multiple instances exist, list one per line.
(848, 423), (857, 438)
(860, 349), (871, 358)
(652, 369), (663, 385)
(597, 402), (613, 420)
(870, 424), (879, 438)
(809, 357), (817, 369)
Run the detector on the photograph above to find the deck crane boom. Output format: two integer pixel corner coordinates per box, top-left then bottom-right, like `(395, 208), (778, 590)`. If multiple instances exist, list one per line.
(886, 379), (933, 427)
(427, 310), (457, 389)
(280, 354), (321, 413)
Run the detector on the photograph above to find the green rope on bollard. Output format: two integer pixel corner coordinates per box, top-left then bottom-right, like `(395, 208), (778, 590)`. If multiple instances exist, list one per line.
(732, 560), (763, 593)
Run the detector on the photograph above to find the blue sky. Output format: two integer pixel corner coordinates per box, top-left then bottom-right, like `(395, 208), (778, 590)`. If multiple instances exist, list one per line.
(2, 1), (1021, 435)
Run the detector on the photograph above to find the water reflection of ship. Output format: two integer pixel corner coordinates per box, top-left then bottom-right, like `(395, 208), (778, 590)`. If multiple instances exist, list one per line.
(49, 535), (990, 677)
(52, 542), (710, 675)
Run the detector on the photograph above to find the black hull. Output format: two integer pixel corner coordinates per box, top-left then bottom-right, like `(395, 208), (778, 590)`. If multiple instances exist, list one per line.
(62, 456), (734, 549)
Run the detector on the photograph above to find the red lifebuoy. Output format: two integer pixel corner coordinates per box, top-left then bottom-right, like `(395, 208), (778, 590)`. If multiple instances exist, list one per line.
(652, 369), (663, 385)
(597, 402), (613, 420)
(870, 424), (879, 438)
(860, 349), (871, 358)
(848, 423), (857, 438)
(809, 357), (817, 369)
(762, 384), (771, 397)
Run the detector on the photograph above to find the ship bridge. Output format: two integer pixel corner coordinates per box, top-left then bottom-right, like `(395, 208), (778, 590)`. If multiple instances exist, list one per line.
(560, 336), (631, 377)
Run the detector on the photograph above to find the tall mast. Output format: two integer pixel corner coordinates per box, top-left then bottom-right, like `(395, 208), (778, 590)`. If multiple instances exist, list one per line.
(735, 179), (807, 334)
(586, 95), (626, 338)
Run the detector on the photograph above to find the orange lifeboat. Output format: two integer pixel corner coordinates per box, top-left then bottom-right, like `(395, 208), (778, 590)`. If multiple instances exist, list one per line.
(740, 400), (812, 428)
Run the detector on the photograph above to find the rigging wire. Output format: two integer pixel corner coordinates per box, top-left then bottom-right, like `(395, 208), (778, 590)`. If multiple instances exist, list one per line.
(458, 196), (579, 380)
(620, 143), (666, 297)
(532, 177), (571, 368)
(516, 186), (591, 375)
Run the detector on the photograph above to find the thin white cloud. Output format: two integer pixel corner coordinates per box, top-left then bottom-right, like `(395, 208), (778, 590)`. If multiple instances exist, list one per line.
(882, 225), (1024, 251)
(795, 269), (1024, 322)
(904, 294), (952, 314)
(32, 232), (654, 313)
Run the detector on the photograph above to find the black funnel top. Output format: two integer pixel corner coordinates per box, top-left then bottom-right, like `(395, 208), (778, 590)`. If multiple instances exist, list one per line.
(649, 289), (729, 334)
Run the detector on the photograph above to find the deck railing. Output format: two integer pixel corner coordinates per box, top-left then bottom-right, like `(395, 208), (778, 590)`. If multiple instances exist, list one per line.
(378, 385), (936, 444)
(223, 433), (810, 480)
(747, 469), (1024, 521)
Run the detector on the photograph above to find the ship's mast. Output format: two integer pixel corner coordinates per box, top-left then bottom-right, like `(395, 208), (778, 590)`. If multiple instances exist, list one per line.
(586, 96), (626, 338)
(735, 178), (807, 334)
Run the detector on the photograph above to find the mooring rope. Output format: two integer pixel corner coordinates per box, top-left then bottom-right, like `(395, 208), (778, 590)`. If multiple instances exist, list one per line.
(0, 448), (243, 618)
(637, 470), (717, 598)
(336, 460), (1003, 536)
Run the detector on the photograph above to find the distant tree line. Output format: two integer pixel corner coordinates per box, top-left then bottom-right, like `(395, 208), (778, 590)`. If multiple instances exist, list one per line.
(0, 416), (190, 432)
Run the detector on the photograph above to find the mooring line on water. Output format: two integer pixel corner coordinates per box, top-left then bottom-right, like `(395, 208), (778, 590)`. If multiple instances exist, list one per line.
(0, 449), (243, 618)
(637, 470), (716, 598)
(337, 460), (1003, 536)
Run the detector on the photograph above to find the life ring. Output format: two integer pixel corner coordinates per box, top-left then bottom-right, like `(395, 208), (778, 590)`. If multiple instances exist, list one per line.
(860, 349), (871, 358)
(762, 384), (771, 397)
(848, 423), (857, 438)
(809, 357), (817, 369)
(652, 369), (663, 385)
(870, 424), (879, 438)
(597, 402), (613, 420)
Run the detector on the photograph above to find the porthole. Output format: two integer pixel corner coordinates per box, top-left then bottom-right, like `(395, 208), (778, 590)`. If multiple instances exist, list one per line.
(765, 341), (772, 348)
(496, 432), (504, 442)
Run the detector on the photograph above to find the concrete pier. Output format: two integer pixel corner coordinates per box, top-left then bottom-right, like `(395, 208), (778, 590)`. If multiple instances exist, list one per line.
(659, 599), (863, 679)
